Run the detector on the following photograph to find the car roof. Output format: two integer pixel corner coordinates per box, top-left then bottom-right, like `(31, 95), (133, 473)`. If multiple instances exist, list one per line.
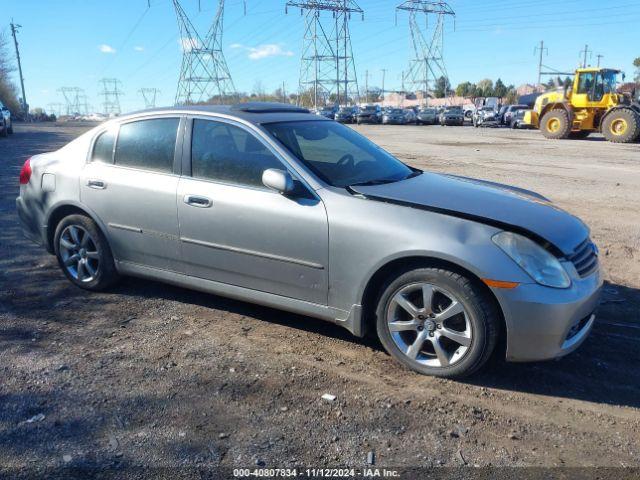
(122, 102), (329, 125)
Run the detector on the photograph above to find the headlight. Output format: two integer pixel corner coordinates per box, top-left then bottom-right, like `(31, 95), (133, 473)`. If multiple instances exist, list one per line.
(492, 231), (571, 288)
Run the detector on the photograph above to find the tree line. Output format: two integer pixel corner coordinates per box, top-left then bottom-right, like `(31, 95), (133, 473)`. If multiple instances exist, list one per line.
(0, 34), (20, 112)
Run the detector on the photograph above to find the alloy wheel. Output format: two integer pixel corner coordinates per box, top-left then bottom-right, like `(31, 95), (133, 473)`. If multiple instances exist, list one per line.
(59, 225), (100, 283)
(386, 282), (472, 368)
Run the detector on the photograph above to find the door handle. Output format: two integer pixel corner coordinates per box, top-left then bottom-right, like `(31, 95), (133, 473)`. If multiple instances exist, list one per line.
(183, 194), (212, 208)
(87, 179), (106, 189)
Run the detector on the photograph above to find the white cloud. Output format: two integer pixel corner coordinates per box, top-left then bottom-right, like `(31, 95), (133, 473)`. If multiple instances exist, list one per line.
(99, 44), (116, 54)
(134, 46), (145, 52)
(231, 43), (294, 60)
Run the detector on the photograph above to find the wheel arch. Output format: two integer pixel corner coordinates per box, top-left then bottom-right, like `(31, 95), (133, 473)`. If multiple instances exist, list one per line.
(44, 202), (109, 254)
(600, 105), (638, 127)
(358, 255), (507, 355)
(540, 101), (571, 120)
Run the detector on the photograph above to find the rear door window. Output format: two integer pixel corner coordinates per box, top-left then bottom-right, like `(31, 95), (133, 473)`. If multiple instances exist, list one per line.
(92, 129), (115, 163)
(114, 118), (180, 173)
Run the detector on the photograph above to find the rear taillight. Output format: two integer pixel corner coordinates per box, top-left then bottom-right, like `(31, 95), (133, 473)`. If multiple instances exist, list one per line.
(19, 158), (32, 185)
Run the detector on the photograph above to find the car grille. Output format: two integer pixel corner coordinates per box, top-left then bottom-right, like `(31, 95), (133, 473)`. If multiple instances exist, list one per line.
(568, 238), (598, 277)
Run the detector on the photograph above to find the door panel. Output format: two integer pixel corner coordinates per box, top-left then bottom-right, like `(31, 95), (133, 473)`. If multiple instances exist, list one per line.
(177, 178), (328, 304)
(81, 163), (181, 271)
(80, 116), (183, 272)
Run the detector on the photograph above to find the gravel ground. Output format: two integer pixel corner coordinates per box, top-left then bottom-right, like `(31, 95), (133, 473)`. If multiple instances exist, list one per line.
(1, 122), (639, 478)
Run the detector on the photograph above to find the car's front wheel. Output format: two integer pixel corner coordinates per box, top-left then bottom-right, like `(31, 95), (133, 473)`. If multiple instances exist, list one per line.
(375, 267), (499, 378)
(54, 214), (120, 291)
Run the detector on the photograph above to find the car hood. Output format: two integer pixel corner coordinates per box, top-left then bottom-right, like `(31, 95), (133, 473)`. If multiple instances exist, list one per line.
(350, 172), (588, 255)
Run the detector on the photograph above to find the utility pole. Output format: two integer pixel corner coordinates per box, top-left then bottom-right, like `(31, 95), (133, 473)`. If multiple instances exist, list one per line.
(534, 40), (548, 86)
(580, 44), (592, 68)
(364, 69), (369, 104)
(381, 68), (387, 105)
(596, 54), (604, 68)
(10, 21), (28, 118)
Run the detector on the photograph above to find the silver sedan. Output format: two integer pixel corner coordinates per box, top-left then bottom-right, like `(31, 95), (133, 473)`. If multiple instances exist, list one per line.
(16, 103), (602, 378)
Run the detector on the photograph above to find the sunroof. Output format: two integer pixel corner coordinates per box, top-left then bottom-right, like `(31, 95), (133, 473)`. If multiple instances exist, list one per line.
(231, 102), (310, 114)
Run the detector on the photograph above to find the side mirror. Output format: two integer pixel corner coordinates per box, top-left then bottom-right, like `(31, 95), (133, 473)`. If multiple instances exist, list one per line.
(262, 168), (294, 194)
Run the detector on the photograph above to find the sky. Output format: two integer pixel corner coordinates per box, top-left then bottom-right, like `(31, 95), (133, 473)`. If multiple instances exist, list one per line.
(2, 0), (639, 113)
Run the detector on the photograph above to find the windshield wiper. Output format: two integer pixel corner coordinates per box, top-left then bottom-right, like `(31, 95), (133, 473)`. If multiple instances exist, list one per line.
(349, 171), (421, 188)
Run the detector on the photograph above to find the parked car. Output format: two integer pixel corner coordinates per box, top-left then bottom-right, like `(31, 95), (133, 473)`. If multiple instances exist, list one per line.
(497, 105), (509, 125)
(316, 106), (337, 120)
(16, 102), (602, 378)
(503, 104), (530, 126)
(510, 109), (535, 129)
(439, 106), (465, 126)
(355, 105), (382, 124)
(383, 108), (414, 125)
(0, 100), (13, 137)
(473, 107), (500, 127)
(416, 108), (438, 125)
(335, 106), (356, 124)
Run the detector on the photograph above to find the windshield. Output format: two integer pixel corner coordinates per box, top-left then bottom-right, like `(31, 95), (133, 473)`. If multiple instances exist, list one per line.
(602, 70), (618, 93)
(445, 107), (462, 113)
(263, 121), (414, 188)
(361, 106), (377, 112)
(390, 109), (404, 114)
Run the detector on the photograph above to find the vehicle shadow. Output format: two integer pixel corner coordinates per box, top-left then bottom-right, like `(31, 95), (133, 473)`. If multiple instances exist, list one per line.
(106, 277), (640, 409)
(466, 281), (640, 408)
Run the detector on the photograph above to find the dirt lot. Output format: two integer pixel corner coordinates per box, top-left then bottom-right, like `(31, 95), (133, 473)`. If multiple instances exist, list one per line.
(1, 122), (639, 478)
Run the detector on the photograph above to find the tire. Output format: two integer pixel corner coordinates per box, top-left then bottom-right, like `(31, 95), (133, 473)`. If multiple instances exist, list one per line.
(7, 124), (13, 135)
(375, 267), (499, 378)
(601, 109), (640, 143)
(540, 109), (571, 139)
(568, 130), (591, 140)
(510, 121), (518, 129)
(0, 122), (7, 138)
(54, 214), (120, 291)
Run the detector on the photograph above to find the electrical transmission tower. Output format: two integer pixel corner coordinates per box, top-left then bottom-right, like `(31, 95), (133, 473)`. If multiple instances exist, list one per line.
(396, 1), (454, 106)
(47, 103), (64, 117)
(139, 88), (161, 109)
(286, 0), (363, 109)
(173, 0), (238, 105)
(58, 87), (84, 116)
(99, 78), (124, 116)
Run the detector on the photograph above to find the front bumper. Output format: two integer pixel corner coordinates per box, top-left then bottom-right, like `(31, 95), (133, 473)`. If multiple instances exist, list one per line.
(494, 265), (603, 362)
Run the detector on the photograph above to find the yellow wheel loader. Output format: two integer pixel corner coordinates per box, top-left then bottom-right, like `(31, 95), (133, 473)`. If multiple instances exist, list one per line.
(523, 68), (640, 143)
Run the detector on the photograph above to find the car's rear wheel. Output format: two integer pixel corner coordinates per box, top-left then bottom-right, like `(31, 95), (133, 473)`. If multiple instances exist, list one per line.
(54, 214), (120, 291)
(375, 267), (499, 378)
(0, 122), (7, 138)
(7, 124), (13, 135)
